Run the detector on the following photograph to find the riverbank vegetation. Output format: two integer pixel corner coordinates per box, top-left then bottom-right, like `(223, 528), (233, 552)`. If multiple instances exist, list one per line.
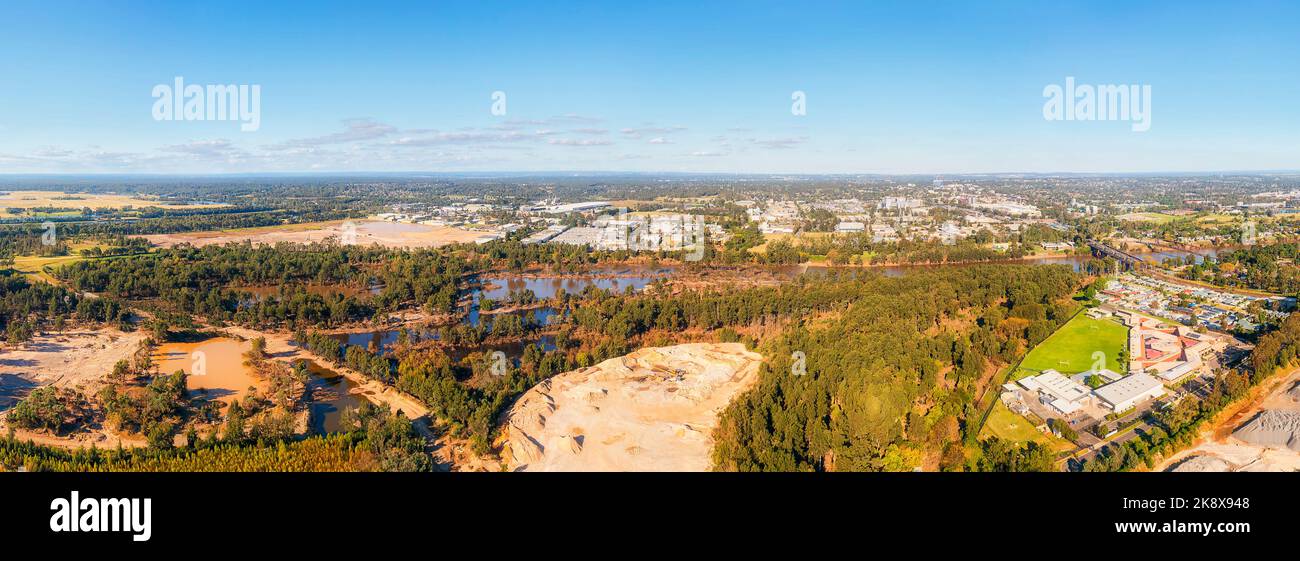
(1178, 242), (1300, 295)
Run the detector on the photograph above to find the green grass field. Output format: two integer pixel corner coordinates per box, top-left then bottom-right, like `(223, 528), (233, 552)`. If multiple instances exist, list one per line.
(11, 254), (85, 283)
(6, 242), (128, 284)
(1014, 314), (1128, 378)
(979, 401), (1075, 452)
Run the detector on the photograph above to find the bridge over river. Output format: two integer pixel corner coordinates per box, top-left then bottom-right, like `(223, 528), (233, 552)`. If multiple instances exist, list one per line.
(1086, 240), (1148, 270)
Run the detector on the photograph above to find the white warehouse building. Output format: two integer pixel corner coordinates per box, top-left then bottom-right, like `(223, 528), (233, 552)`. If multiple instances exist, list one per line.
(1093, 373), (1166, 412)
(1018, 370), (1092, 415)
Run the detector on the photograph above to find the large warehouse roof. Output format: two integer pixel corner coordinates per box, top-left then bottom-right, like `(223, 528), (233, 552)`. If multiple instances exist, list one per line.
(1093, 373), (1164, 407)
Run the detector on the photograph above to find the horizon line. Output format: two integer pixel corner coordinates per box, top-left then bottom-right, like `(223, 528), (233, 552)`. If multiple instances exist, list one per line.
(2, 169), (1300, 179)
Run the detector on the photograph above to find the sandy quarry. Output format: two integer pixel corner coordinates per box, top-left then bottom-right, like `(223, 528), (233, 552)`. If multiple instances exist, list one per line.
(1161, 370), (1300, 472)
(502, 343), (763, 472)
(0, 328), (147, 400)
(1232, 409), (1300, 451)
(143, 220), (485, 249)
(0, 328), (149, 449)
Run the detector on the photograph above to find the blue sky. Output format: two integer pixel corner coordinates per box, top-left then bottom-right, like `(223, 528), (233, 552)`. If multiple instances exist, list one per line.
(0, 0), (1297, 174)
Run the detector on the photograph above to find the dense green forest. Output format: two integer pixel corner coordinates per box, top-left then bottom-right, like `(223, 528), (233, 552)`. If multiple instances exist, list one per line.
(718, 224), (1078, 267)
(0, 271), (128, 343)
(55, 243), (475, 328)
(711, 264), (1080, 472)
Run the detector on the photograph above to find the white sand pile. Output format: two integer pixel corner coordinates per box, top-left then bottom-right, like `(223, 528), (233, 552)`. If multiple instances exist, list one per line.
(1170, 455), (1232, 472)
(1232, 410), (1300, 452)
(503, 343), (763, 472)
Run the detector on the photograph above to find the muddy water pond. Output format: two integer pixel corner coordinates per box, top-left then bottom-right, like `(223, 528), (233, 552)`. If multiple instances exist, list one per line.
(154, 337), (370, 434)
(153, 338), (259, 405)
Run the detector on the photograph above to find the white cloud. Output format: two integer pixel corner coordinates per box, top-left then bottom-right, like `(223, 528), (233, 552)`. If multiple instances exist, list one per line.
(548, 138), (613, 146)
(386, 130), (535, 146)
(620, 124), (686, 139)
(161, 139), (248, 159)
(750, 136), (809, 149)
(269, 118), (397, 150)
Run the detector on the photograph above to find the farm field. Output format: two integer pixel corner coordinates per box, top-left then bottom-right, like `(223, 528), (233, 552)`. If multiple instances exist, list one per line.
(0, 190), (223, 210)
(7, 242), (108, 283)
(142, 219), (485, 249)
(751, 231), (833, 254)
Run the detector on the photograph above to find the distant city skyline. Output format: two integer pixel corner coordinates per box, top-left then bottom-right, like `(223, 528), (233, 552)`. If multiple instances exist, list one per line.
(1, 0), (1298, 175)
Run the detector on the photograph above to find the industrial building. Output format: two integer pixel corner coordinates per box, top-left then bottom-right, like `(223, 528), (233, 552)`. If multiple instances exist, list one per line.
(1093, 372), (1167, 412)
(1017, 370), (1092, 415)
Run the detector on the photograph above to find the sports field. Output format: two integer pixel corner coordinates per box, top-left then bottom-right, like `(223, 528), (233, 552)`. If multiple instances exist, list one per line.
(1014, 313), (1128, 378)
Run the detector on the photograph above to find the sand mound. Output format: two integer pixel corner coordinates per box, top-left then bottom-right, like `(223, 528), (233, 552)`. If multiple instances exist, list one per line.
(1169, 455), (1232, 472)
(1287, 381), (1300, 402)
(503, 343), (763, 472)
(1233, 410), (1300, 452)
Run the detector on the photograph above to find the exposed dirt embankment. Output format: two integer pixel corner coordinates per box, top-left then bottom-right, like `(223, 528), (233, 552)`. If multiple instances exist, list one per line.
(503, 343), (763, 472)
(1161, 371), (1300, 472)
